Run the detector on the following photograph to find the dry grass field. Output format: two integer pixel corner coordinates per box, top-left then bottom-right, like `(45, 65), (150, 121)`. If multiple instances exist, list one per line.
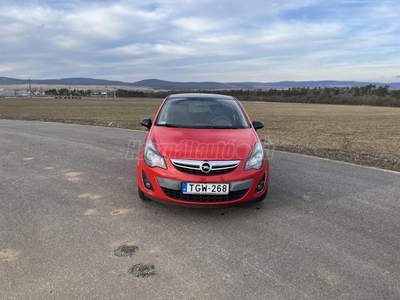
(1, 97), (399, 171)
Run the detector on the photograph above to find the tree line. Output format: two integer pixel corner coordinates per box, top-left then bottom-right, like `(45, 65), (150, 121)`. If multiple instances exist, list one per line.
(44, 84), (400, 107)
(215, 85), (400, 107)
(45, 88), (92, 96)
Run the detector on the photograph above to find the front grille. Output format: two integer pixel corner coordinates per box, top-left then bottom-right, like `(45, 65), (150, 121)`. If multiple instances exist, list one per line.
(173, 166), (236, 176)
(170, 159), (240, 176)
(161, 187), (248, 203)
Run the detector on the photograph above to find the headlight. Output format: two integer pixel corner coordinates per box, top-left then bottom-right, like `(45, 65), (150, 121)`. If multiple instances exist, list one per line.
(244, 141), (264, 170)
(143, 139), (166, 169)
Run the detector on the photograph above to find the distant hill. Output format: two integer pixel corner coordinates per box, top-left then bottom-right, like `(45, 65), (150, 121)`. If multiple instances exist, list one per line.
(1, 76), (399, 89)
(0, 77), (131, 86)
(131, 79), (232, 89)
(129, 79), (400, 89)
(0, 77), (27, 85)
(227, 80), (400, 89)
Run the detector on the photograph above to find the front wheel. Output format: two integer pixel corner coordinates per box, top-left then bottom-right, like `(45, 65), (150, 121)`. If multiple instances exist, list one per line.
(254, 189), (268, 202)
(138, 185), (149, 201)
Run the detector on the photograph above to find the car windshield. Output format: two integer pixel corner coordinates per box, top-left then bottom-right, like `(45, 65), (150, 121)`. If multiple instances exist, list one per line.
(155, 97), (250, 129)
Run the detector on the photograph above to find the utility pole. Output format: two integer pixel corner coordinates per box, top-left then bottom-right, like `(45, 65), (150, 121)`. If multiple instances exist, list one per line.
(29, 78), (32, 98)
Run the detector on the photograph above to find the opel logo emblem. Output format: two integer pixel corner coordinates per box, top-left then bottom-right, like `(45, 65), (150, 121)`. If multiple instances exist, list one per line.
(200, 162), (212, 173)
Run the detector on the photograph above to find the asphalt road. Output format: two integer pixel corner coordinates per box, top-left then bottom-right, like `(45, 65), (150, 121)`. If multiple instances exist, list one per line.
(1, 119), (399, 300)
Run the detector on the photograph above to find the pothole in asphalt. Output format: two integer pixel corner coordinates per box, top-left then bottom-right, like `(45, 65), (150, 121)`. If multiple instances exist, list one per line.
(128, 264), (156, 277)
(84, 209), (98, 216)
(65, 172), (83, 182)
(110, 209), (130, 216)
(0, 248), (21, 262)
(114, 245), (139, 257)
(65, 172), (82, 177)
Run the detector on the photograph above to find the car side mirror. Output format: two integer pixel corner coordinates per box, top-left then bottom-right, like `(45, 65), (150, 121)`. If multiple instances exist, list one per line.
(140, 118), (152, 129)
(252, 120), (264, 131)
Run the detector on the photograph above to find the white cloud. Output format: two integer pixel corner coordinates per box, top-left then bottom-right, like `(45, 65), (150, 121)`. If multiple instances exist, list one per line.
(64, 4), (165, 40)
(101, 43), (151, 56)
(171, 17), (234, 32)
(0, 65), (14, 72)
(0, 0), (399, 82)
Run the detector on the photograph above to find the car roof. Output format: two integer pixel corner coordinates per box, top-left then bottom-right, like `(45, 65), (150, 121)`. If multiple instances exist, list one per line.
(168, 93), (235, 100)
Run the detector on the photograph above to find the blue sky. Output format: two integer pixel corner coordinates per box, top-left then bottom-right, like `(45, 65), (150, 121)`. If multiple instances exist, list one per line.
(0, 0), (399, 82)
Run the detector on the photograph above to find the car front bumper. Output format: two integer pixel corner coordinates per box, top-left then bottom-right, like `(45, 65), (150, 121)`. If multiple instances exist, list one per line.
(138, 158), (269, 207)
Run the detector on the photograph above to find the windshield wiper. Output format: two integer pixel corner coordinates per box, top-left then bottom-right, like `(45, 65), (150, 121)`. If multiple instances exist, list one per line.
(157, 123), (186, 128)
(157, 124), (243, 129)
(199, 126), (242, 129)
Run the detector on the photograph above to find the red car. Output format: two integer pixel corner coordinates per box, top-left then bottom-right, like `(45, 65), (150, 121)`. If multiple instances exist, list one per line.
(137, 93), (269, 207)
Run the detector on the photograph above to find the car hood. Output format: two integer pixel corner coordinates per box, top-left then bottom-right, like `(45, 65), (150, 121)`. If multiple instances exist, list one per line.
(148, 127), (257, 160)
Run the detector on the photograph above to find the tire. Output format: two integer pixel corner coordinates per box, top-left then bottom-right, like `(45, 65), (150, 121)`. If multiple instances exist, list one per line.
(254, 189), (268, 202)
(138, 185), (149, 201)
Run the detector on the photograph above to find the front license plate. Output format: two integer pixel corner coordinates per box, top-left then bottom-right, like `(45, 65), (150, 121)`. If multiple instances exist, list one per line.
(182, 182), (229, 195)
